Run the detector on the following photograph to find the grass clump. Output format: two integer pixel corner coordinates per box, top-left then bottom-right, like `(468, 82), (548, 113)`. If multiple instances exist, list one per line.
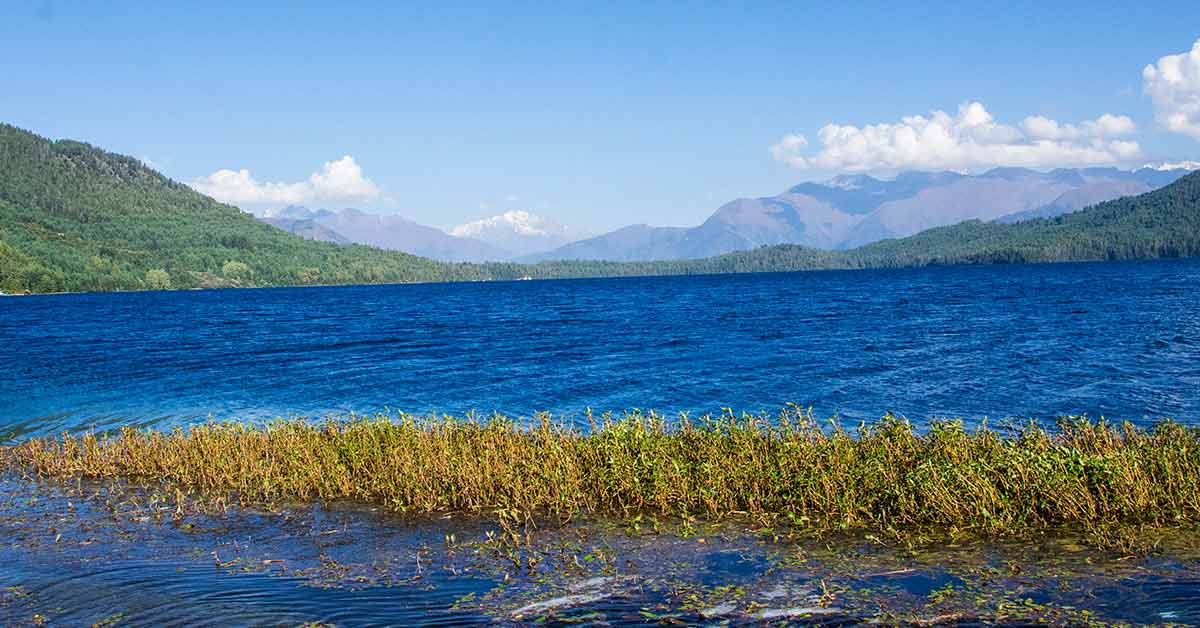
(3, 408), (1199, 535)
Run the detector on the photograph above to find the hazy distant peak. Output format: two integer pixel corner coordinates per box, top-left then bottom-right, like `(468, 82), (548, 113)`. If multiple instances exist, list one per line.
(1045, 168), (1089, 185)
(253, 206), (509, 262)
(892, 170), (965, 186)
(980, 166), (1040, 180)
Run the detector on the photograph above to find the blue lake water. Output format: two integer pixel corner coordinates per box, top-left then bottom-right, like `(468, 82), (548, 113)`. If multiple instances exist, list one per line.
(4, 259), (1200, 625)
(2, 258), (1200, 440)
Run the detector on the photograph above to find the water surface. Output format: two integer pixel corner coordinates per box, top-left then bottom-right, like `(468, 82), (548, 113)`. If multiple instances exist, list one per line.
(3, 475), (1199, 626)
(4, 260), (1200, 624)
(3, 259), (1199, 439)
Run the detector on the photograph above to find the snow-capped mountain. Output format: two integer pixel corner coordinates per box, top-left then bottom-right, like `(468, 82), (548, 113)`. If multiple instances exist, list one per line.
(450, 210), (584, 257)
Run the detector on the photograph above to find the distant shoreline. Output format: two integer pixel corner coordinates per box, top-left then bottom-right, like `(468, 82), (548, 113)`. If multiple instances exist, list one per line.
(3, 253), (1196, 298)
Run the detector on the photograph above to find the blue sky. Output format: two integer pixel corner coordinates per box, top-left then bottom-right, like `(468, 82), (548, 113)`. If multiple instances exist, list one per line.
(2, 2), (1199, 232)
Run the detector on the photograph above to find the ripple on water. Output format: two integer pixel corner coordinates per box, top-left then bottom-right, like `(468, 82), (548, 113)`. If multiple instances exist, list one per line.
(4, 260), (1200, 434)
(3, 476), (1200, 626)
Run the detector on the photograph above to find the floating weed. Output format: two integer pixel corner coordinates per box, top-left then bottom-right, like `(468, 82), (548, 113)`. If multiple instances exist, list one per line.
(1085, 521), (1165, 556)
(91, 611), (125, 627)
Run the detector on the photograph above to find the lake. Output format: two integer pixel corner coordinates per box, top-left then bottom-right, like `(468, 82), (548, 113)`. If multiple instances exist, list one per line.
(3, 260), (1200, 625)
(2, 258), (1199, 441)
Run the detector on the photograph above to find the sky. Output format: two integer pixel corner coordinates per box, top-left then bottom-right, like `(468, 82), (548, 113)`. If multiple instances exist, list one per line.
(2, 2), (1200, 233)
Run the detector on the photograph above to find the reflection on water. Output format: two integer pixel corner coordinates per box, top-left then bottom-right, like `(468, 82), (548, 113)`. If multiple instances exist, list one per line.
(2, 475), (1198, 626)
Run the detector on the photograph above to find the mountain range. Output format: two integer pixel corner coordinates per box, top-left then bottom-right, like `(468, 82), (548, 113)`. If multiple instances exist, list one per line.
(262, 166), (1192, 264)
(3, 122), (1200, 295)
(262, 206), (508, 262)
(261, 207), (583, 262)
(526, 167), (1190, 261)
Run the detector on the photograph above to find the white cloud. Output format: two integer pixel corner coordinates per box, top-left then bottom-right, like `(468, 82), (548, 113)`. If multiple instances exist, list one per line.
(308, 156), (380, 199)
(190, 169), (309, 204)
(1088, 113), (1138, 137)
(190, 155), (381, 205)
(1143, 38), (1200, 140)
(1021, 113), (1136, 141)
(1143, 159), (1200, 171)
(771, 102), (1141, 173)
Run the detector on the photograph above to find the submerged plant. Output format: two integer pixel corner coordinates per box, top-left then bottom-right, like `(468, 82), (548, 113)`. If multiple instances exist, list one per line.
(3, 408), (1199, 537)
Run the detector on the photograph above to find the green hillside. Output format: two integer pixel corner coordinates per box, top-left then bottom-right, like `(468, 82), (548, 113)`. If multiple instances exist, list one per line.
(1, 122), (1198, 295)
(0, 124), (497, 293)
(847, 174), (1200, 267)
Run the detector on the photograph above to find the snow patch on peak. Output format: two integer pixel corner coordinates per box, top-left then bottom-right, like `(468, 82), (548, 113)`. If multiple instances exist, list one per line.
(452, 210), (557, 238)
(450, 211), (582, 256)
(827, 174), (877, 190)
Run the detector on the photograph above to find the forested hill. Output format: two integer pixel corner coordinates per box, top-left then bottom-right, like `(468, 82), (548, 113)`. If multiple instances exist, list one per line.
(1, 123), (1198, 295)
(0, 124), (497, 293)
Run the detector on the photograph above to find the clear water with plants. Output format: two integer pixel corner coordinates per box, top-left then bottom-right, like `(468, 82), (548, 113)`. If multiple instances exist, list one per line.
(2, 259), (1200, 624)
(2, 473), (1199, 625)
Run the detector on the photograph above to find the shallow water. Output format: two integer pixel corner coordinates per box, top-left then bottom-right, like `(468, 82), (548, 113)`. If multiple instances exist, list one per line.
(2, 475), (1199, 626)
(3, 259), (1200, 441)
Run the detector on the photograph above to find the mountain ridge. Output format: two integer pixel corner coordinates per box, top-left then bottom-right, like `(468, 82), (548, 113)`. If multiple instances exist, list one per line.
(1, 122), (1198, 295)
(527, 166), (1191, 261)
(260, 205), (510, 262)
(259, 206), (582, 261)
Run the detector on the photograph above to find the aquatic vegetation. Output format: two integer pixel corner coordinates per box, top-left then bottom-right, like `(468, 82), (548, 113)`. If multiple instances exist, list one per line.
(3, 408), (1200, 537)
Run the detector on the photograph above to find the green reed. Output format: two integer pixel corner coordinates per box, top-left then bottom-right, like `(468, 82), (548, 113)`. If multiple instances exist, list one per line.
(3, 408), (1199, 534)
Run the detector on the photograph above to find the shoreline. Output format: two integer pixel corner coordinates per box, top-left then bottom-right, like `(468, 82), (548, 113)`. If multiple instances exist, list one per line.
(2, 253), (1192, 298)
